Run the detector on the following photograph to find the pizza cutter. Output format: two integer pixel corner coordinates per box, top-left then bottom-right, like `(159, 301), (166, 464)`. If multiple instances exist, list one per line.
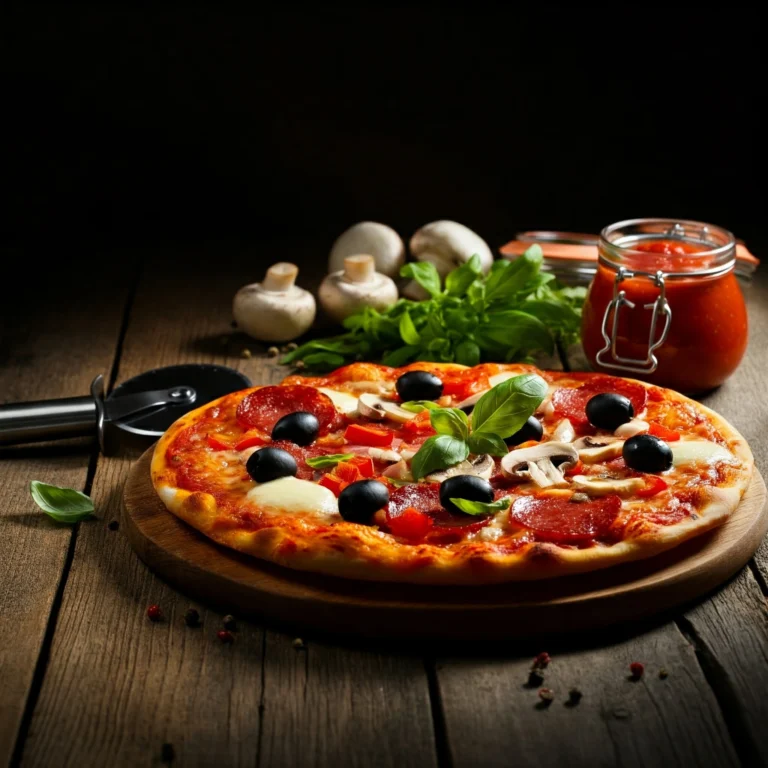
(0, 364), (252, 455)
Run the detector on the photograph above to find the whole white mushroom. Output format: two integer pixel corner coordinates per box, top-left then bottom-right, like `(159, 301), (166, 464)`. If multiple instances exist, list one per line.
(319, 254), (399, 323)
(328, 222), (405, 278)
(233, 262), (316, 343)
(409, 220), (494, 278)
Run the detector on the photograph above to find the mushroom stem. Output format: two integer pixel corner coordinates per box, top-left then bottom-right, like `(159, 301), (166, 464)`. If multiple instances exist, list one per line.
(344, 254), (377, 283)
(262, 262), (299, 292)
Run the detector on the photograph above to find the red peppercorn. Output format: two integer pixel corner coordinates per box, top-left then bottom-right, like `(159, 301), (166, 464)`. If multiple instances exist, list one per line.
(538, 687), (555, 703)
(533, 652), (551, 669)
(629, 661), (644, 679)
(217, 629), (234, 644)
(147, 604), (162, 622)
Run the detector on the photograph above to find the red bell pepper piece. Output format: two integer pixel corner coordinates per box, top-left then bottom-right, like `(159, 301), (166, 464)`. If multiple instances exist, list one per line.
(647, 423), (681, 442)
(347, 455), (375, 478)
(335, 461), (363, 483)
(636, 475), (668, 498)
(344, 423), (394, 447)
(206, 434), (231, 451)
(318, 474), (347, 497)
(387, 507), (434, 540)
(234, 434), (268, 451)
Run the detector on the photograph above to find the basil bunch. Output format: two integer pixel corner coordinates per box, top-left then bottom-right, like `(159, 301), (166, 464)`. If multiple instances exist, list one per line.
(410, 373), (547, 479)
(283, 245), (585, 371)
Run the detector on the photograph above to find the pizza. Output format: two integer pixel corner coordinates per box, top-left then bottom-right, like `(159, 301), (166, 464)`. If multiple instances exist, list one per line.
(151, 362), (754, 584)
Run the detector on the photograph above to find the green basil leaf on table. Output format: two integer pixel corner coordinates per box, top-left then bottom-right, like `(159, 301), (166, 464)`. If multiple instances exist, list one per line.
(29, 481), (94, 524)
(467, 431), (509, 457)
(305, 453), (355, 469)
(400, 400), (440, 414)
(449, 497), (512, 516)
(400, 262), (442, 298)
(411, 435), (470, 480)
(398, 310), (421, 345)
(471, 373), (547, 438)
(429, 407), (469, 441)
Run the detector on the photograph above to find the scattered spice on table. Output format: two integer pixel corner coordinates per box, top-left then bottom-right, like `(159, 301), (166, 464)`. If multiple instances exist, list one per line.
(658, 668), (669, 680)
(566, 687), (583, 706)
(223, 614), (237, 631)
(538, 688), (554, 705)
(107, 520), (119, 531)
(533, 651), (551, 669)
(294, 360), (306, 369)
(286, 342), (298, 351)
(217, 630), (234, 644)
(184, 608), (200, 628)
(613, 707), (631, 720)
(629, 662), (644, 680)
(161, 742), (175, 763)
(292, 637), (305, 650)
(241, 348), (252, 359)
(147, 604), (163, 622)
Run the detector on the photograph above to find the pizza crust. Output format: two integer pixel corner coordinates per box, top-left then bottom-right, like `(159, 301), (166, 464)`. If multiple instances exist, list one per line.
(151, 364), (754, 585)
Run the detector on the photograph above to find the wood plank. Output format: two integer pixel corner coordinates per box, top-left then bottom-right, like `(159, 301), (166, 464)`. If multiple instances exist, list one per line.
(0, 253), (132, 766)
(20, 245), (437, 768)
(436, 623), (739, 768)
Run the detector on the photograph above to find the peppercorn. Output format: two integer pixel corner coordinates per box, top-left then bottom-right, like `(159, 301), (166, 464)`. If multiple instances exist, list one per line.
(107, 520), (119, 531)
(241, 348), (252, 359)
(533, 651), (551, 669)
(147, 604), (162, 622)
(267, 346), (280, 357)
(538, 688), (554, 704)
(294, 360), (306, 369)
(629, 661), (644, 680)
(217, 630), (234, 644)
(223, 614), (237, 631)
(161, 742), (175, 763)
(659, 668), (669, 680)
(292, 637), (305, 650)
(184, 608), (200, 628)
(567, 688), (583, 706)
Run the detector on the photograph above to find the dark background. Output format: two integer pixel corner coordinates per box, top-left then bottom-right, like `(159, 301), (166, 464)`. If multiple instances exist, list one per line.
(0, 6), (764, 261)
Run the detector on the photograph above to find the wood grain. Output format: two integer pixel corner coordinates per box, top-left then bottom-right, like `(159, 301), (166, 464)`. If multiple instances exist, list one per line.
(0, 255), (131, 766)
(121, 447), (767, 638)
(19, 246), (438, 768)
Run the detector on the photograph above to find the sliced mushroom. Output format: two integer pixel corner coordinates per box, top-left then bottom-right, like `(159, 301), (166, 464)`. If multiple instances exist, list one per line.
(456, 390), (487, 413)
(358, 393), (415, 423)
(501, 442), (578, 488)
(553, 418), (576, 443)
(571, 475), (646, 497)
(367, 447), (402, 462)
(426, 454), (495, 483)
(382, 460), (413, 481)
(573, 435), (625, 464)
(614, 419), (650, 438)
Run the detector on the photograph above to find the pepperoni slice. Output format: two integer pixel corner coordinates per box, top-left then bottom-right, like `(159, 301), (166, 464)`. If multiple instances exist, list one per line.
(551, 376), (648, 428)
(510, 495), (621, 544)
(385, 483), (491, 542)
(269, 440), (339, 480)
(236, 386), (338, 434)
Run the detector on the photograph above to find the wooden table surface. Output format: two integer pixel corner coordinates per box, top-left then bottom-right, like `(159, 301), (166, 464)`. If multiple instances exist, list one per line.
(2, 245), (767, 768)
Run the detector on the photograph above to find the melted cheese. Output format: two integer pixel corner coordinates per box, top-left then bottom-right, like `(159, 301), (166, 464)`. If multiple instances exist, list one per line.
(246, 476), (340, 520)
(489, 372), (515, 388)
(671, 440), (733, 466)
(318, 387), (359, 416)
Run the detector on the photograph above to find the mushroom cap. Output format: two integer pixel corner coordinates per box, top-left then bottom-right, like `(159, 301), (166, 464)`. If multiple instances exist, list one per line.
(501, 441), (579, 476)
(319, 262), (399, 323)
(426, 454), (494, 483)
(409, 220), (494, 278)
(358, 393), (415, 423)
(329, 222), (406, 278)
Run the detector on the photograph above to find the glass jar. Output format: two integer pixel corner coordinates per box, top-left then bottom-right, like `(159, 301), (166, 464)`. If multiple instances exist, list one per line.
(581, 218), (748, 393)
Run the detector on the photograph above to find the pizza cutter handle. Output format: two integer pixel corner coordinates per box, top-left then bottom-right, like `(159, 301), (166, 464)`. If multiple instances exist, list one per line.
(0, 375), (105, 447)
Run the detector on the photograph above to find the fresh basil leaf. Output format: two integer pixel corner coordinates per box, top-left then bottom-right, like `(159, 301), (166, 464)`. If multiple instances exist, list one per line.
(521, 299), (581, 327)
(430, 407), (469, 440)
(468, 431), (508, 457)
(400, 400), (440, 413)
(454, 339), (481, 366)
(381, 345), (420, 367)
(305, 453), (355, 469)
(484, 245), (543, 302)
(411, 435), (469, 480)
(400, 262), (442, 298)
(471, 373), (547, 438)
(303, 351), (346, 369)
(475, 311), (554, 357)
(398, 311), (421, 345)
(445, 254), (483, 296)
(449, 496), (512, 516)
(30, 481), (94, 524)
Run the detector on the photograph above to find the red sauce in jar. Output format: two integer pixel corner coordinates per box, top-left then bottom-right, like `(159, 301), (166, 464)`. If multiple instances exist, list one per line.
(582, 223), (748, 393)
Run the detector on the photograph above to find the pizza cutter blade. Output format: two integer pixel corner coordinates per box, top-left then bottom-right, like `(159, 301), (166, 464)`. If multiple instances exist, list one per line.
(0, 364), (252, 455)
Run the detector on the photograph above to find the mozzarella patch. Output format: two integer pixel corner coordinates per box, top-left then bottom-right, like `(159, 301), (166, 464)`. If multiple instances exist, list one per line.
(246, 476), (340, 520)
(671, 440), (733, 466)
(489, 372), (515, 388)
(318, 387), (359, 416)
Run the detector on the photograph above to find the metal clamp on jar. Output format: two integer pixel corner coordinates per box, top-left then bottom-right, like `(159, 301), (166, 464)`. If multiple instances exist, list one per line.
(581, 219), (747, 393)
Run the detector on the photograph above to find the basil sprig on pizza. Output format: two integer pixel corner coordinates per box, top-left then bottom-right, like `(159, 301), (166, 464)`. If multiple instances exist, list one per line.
(410, 373), (547, 479)
(151, 362), (753, 585)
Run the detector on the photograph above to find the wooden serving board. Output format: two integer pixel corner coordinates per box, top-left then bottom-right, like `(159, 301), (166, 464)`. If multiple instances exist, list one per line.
(123, 447), (767, 639)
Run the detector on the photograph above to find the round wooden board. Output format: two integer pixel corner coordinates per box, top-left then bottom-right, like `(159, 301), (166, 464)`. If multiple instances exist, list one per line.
(123, 447), (767, 639)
